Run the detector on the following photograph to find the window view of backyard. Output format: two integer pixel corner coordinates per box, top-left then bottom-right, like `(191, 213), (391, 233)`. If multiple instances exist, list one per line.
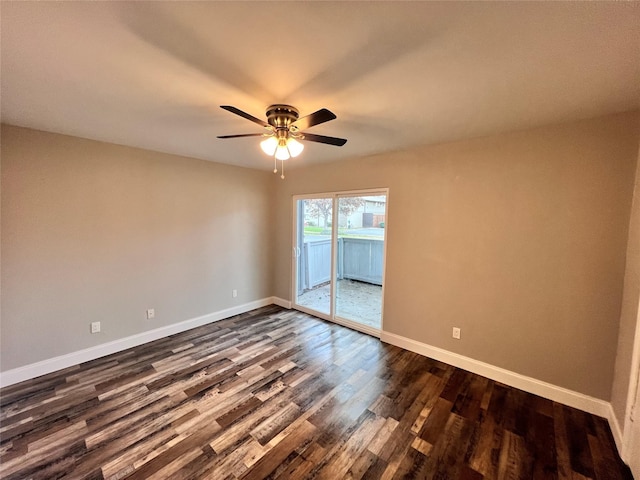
(295, 195), (386, 329)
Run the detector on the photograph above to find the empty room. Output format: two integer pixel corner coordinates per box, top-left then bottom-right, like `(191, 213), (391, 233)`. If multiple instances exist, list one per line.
(1, 2), (640, 479)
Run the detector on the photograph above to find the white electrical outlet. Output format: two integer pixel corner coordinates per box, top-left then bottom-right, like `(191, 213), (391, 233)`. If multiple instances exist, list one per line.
(90, 321), (101, 334)
(232, 289), (238, 298)
(452, 327), (461, 339)
(146, 308), (155, 319)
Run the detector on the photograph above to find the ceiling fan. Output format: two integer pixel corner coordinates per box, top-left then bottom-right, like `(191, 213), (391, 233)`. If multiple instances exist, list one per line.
(217, 105), (347, 178)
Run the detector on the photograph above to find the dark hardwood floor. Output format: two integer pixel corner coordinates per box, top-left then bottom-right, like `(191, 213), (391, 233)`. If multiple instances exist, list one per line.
(0, 306), (633, 479)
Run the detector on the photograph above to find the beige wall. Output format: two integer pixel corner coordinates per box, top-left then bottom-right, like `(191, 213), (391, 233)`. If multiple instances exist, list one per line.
(274, 111), (640, 400)
(2, 112), (639, 402)
(1, 125), (274, 370)
(611, 143), (640, 425)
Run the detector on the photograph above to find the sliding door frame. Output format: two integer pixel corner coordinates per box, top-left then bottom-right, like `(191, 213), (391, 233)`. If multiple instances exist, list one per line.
(291, 188), (389, 337)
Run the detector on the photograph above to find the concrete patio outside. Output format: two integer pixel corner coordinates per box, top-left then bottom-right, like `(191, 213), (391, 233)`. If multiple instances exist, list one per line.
(296, 279), (382, 329)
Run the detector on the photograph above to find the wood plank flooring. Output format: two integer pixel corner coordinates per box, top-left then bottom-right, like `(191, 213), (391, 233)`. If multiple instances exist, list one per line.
(0, 306), (633, 479)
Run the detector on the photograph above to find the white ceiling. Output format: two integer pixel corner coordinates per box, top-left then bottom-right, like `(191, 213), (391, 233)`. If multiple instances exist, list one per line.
(2, 2), (639, 170)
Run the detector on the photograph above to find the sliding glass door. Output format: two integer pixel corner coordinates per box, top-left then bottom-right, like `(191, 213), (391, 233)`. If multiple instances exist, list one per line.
(293, 190), (387, 334)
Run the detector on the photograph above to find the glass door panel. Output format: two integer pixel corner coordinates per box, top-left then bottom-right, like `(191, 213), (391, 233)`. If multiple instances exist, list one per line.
(294, 198), (333, 315)
(335, 195), (385, 329)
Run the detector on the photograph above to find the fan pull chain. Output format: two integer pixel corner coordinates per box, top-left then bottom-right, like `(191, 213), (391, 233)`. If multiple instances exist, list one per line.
(281, 159), (285, 179)
(273, 156), (277, 174)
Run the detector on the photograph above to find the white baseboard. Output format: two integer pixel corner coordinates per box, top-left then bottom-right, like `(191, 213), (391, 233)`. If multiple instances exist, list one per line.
(0, 297), (276, 388)
(606, 403), (625, 460)
(271, 297), (292, 309)
(380, 331), (612, 419)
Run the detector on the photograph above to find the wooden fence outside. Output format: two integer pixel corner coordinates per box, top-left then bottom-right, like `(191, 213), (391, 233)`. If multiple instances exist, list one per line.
(300, 237), (383, 293)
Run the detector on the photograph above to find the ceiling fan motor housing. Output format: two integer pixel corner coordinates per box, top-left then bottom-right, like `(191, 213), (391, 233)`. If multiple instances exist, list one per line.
(266, 105), (299, 130)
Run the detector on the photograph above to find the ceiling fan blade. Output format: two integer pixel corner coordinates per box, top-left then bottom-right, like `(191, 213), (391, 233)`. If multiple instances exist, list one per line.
(292, 108), (337, 130)
(301, 132), (347, 147)
(217, 133), (265, 139)
(220, 105), (269, 128)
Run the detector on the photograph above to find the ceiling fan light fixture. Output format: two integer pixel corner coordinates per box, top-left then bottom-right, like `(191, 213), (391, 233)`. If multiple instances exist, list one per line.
(286, 137), (304, 158)
(260, 136), (278, 156)
(275, 143), (291, 161)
